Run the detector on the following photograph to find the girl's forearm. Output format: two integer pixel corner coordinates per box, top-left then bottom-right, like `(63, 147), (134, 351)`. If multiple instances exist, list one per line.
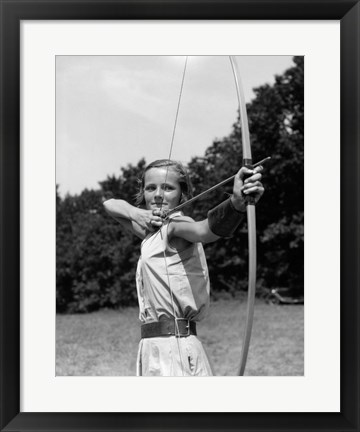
(103, 199), (147, 239)
(103, 199), (138, 221)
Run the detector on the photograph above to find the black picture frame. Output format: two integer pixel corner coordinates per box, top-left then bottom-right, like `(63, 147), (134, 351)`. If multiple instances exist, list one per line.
(1, 1), (359, 431)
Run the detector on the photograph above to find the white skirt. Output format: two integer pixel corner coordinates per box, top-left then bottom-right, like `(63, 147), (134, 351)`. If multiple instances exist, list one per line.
(136, 335), (214, 376)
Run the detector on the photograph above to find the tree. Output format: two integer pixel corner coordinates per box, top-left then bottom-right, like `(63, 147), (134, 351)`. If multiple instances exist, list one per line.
(188, 56), (304, 294)
(56, 163), (145, 312)
(249, 56), (304, 292)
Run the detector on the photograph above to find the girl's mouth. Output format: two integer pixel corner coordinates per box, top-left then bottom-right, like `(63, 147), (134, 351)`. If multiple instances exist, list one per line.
(152, 202), (167, 207)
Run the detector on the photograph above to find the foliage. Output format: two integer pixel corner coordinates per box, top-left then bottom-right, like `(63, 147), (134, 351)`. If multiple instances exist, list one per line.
(56, 57), (304, 312)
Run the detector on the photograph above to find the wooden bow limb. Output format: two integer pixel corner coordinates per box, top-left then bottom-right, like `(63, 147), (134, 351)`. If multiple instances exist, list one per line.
(229, 55), (257, 376)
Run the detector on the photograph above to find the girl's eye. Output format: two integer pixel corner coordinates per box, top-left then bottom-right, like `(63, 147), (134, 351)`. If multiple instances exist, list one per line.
(145, 186), (155, 191)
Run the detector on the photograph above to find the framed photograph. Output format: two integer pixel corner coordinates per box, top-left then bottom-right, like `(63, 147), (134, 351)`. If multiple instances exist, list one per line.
(1, 1), (359, 431)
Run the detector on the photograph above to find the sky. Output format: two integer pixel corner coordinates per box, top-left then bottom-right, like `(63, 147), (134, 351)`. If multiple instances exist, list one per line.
(56, 55), (293, 197)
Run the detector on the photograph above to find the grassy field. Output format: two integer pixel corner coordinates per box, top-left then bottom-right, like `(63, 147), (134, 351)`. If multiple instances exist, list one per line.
(56, 298), (303, 376)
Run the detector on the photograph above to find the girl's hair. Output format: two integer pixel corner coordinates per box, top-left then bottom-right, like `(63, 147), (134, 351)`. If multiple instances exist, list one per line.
(134, 159), (193, 207)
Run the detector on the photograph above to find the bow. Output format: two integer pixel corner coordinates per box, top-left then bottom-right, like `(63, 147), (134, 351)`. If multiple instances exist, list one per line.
(229, 56), (257, 376)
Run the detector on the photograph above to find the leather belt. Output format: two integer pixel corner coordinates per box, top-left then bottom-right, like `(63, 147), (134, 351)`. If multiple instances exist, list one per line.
(141, 319), (197, 339)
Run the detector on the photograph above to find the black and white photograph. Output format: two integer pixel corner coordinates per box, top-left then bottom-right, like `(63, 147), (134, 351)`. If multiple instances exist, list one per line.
(56, 55), (304, 377)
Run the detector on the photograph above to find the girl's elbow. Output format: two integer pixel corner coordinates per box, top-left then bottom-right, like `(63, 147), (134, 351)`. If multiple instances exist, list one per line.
(103, 199), (115, 214)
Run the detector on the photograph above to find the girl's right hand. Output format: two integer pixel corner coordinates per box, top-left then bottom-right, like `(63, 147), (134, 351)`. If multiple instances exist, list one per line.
(134, 208), (163, 232)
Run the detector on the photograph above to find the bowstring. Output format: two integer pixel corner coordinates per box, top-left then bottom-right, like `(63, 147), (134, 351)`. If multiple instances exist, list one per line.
(160, 56), (188, 376)
(166, 56), (188, 169)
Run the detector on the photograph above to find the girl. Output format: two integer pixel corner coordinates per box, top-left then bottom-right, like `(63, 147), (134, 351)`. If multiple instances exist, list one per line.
(103, 159), (264, 376)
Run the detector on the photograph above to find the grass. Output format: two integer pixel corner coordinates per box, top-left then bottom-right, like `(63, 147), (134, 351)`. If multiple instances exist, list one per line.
(56, 298), (303, 376)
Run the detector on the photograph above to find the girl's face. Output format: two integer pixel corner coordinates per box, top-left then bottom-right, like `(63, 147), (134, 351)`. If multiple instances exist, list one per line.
(144, 167), (182, 211)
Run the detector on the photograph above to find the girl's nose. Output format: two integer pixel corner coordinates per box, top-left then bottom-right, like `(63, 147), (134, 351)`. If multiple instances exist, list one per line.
(154, 186), (163, 199)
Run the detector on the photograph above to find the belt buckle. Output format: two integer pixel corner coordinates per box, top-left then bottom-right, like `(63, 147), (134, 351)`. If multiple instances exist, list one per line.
(174, 318), (190, 337)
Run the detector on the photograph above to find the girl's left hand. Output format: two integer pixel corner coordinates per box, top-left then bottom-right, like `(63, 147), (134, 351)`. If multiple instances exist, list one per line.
(232, 165), (265, 211)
